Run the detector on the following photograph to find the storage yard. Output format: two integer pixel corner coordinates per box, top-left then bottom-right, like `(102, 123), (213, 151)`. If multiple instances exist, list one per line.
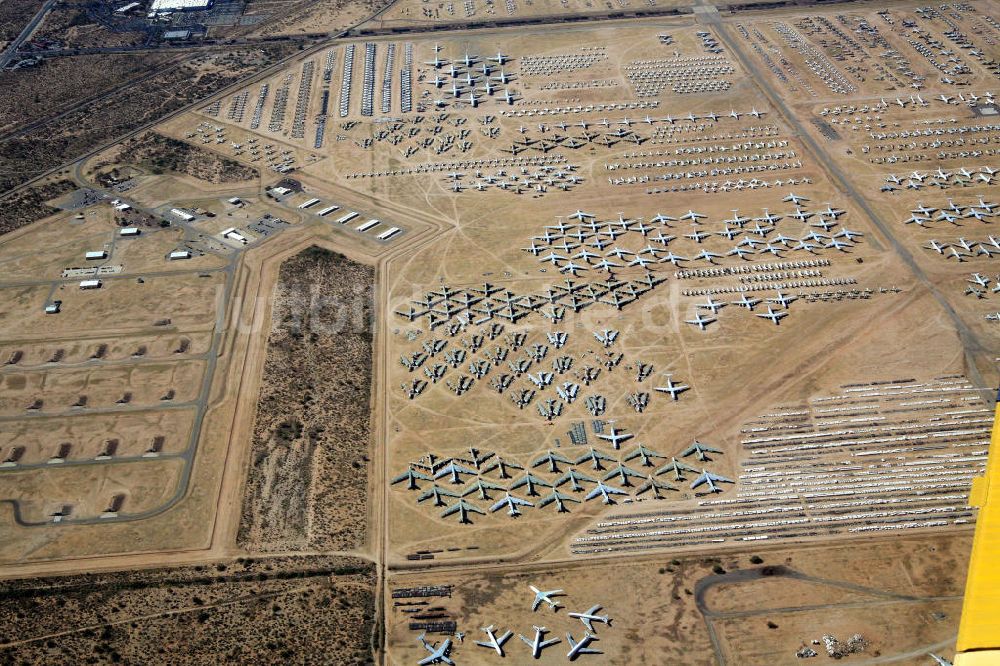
(0, 0), (998, 663)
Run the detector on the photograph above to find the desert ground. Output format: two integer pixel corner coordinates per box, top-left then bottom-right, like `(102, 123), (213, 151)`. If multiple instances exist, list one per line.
(0, 0), (998, 663)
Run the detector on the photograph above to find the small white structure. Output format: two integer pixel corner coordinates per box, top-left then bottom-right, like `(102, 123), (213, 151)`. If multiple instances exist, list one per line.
(222, 228), (247, 244)
(298, 198), (320, 209)
(79, 279), (102, 289)
(377, 227), (401, 241)
(170, 208), (195, 222)
(119, 227), (140, 237)
(271, 186), (292, 196)
(169, 250), (192, 260)
(356, 219), (379, 232)
(85, 250), (107, 260)
(227, 197), (244, 206)
(335, 211), (359, 225)
(317, 205), (340, 217)
(114, 202), (132, 211)
(150, 0), (212, 11)
(44, 301), (61, 314)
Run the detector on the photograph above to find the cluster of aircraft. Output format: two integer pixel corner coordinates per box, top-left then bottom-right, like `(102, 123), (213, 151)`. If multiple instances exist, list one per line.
(882, 166), (996, 191)
(444, 164), (583, 195)
(424, 45), (520, 108)
(392, 435), (733, 524)
(924, 231), (1000, 262)
(904, 197), (998, 229)
(414, 585), (613, 663)
(963, 272), (1000, 299)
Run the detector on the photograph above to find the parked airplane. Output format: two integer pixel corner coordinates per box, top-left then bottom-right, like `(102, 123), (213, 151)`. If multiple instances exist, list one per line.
(654, 377), (690, 400)
(417, 633), (454, 665)
(691, 469), (735, 493)
(476, 625), (513, 656)
(680, 440), (721, 461)
(440, 499), (486, 523)
(596, 423), (633, 449)
(530, 585), (565, 611)
(490, 493), (534, 516)
(392, 467), (432, 490)
(756, 306), (788, 325)
(566, 633), (602, 661)
(585, 480), (629, 504)
(657, 457), (698, 480)
(568, 605), (612, 632)
(537, 490), (581, 512)
(520, 626), (560, 659)
(685, 313), (716, 330)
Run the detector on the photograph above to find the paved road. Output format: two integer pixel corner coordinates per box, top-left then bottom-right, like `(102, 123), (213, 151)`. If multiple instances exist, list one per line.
(704, 7), (992, 395)
(0, 0), (56, 69)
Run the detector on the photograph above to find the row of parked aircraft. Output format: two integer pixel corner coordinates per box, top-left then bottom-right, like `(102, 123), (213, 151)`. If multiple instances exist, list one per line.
(415, 585), (612, 663)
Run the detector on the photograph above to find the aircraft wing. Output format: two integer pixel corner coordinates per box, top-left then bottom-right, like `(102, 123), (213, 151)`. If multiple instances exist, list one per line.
(510, 496), (534, 507)
(690, 473), (711, 489)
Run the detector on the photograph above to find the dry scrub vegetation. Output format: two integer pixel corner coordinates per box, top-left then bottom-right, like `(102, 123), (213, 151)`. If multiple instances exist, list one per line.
(0, 179), (76, 237)
(0, 555), (375, 665)
(0, 44), (297, 195)
(103, 131), (258, 183)
(239, 246), (375, 553)
(0, 54), (176, 136)
(0, 0), (45, 44)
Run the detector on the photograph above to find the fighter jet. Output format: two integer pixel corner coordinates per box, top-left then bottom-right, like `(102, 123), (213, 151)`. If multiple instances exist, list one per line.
(690, 468), (734, 493)
(529, 585), (564, 611)
(417, 633), (454, 665)
(568, 605), (612, 633)
(476, 625), (513, 656)
(520, 626), (560, 659)
(654, 377), (690, 400)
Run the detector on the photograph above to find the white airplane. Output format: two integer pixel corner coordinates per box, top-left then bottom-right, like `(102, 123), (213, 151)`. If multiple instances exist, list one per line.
(488, 50), (511, 64)
(680, 209), (707, 222)
(425, 55), (447, 68)
(585, 480), (629, 504)
(530, 585), (564, 611)
(685, 313), (716, 330)
(756, 306), (787, 325)
(731, 293), (760, 309)
(476, 625), (513, 656)
(596, 424), (632, 449)
(490, 493), (533, 516)
(769, 290), (796, 307)
(520, 626), (560, 658)
(783, 192), (809, 205)
(417, 633), (454, 665)
(566, 633), (602, 660)
(698, 296), (726, 313)
(568, 605), (612, 632)
(654, 377), (689, 400)
(691, 469), (734, 493)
